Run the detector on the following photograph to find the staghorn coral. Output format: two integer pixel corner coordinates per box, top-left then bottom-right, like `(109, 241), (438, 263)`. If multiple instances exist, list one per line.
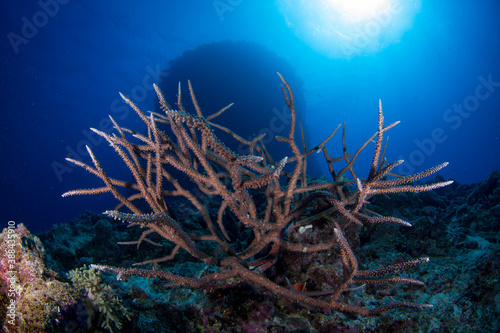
(63, 73), (452, 315)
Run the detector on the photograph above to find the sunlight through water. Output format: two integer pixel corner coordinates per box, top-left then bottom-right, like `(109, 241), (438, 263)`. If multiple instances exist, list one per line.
(277, 0), (422, 58)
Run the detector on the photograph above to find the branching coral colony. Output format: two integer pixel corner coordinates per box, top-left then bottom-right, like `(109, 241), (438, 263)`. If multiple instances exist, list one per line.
(63, 74), (453, 316)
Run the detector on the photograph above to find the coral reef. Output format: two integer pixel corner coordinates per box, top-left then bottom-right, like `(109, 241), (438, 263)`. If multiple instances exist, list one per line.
(61, 73), (451, 317)
(3, 171), (499, 331)
(0, 73), (487, 332)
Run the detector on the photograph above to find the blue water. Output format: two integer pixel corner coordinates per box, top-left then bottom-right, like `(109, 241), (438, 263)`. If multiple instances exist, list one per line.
(1, 0), (499, 232)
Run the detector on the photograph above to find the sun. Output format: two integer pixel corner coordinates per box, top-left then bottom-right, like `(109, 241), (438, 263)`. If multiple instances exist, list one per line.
(277, 0), (422, 58)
